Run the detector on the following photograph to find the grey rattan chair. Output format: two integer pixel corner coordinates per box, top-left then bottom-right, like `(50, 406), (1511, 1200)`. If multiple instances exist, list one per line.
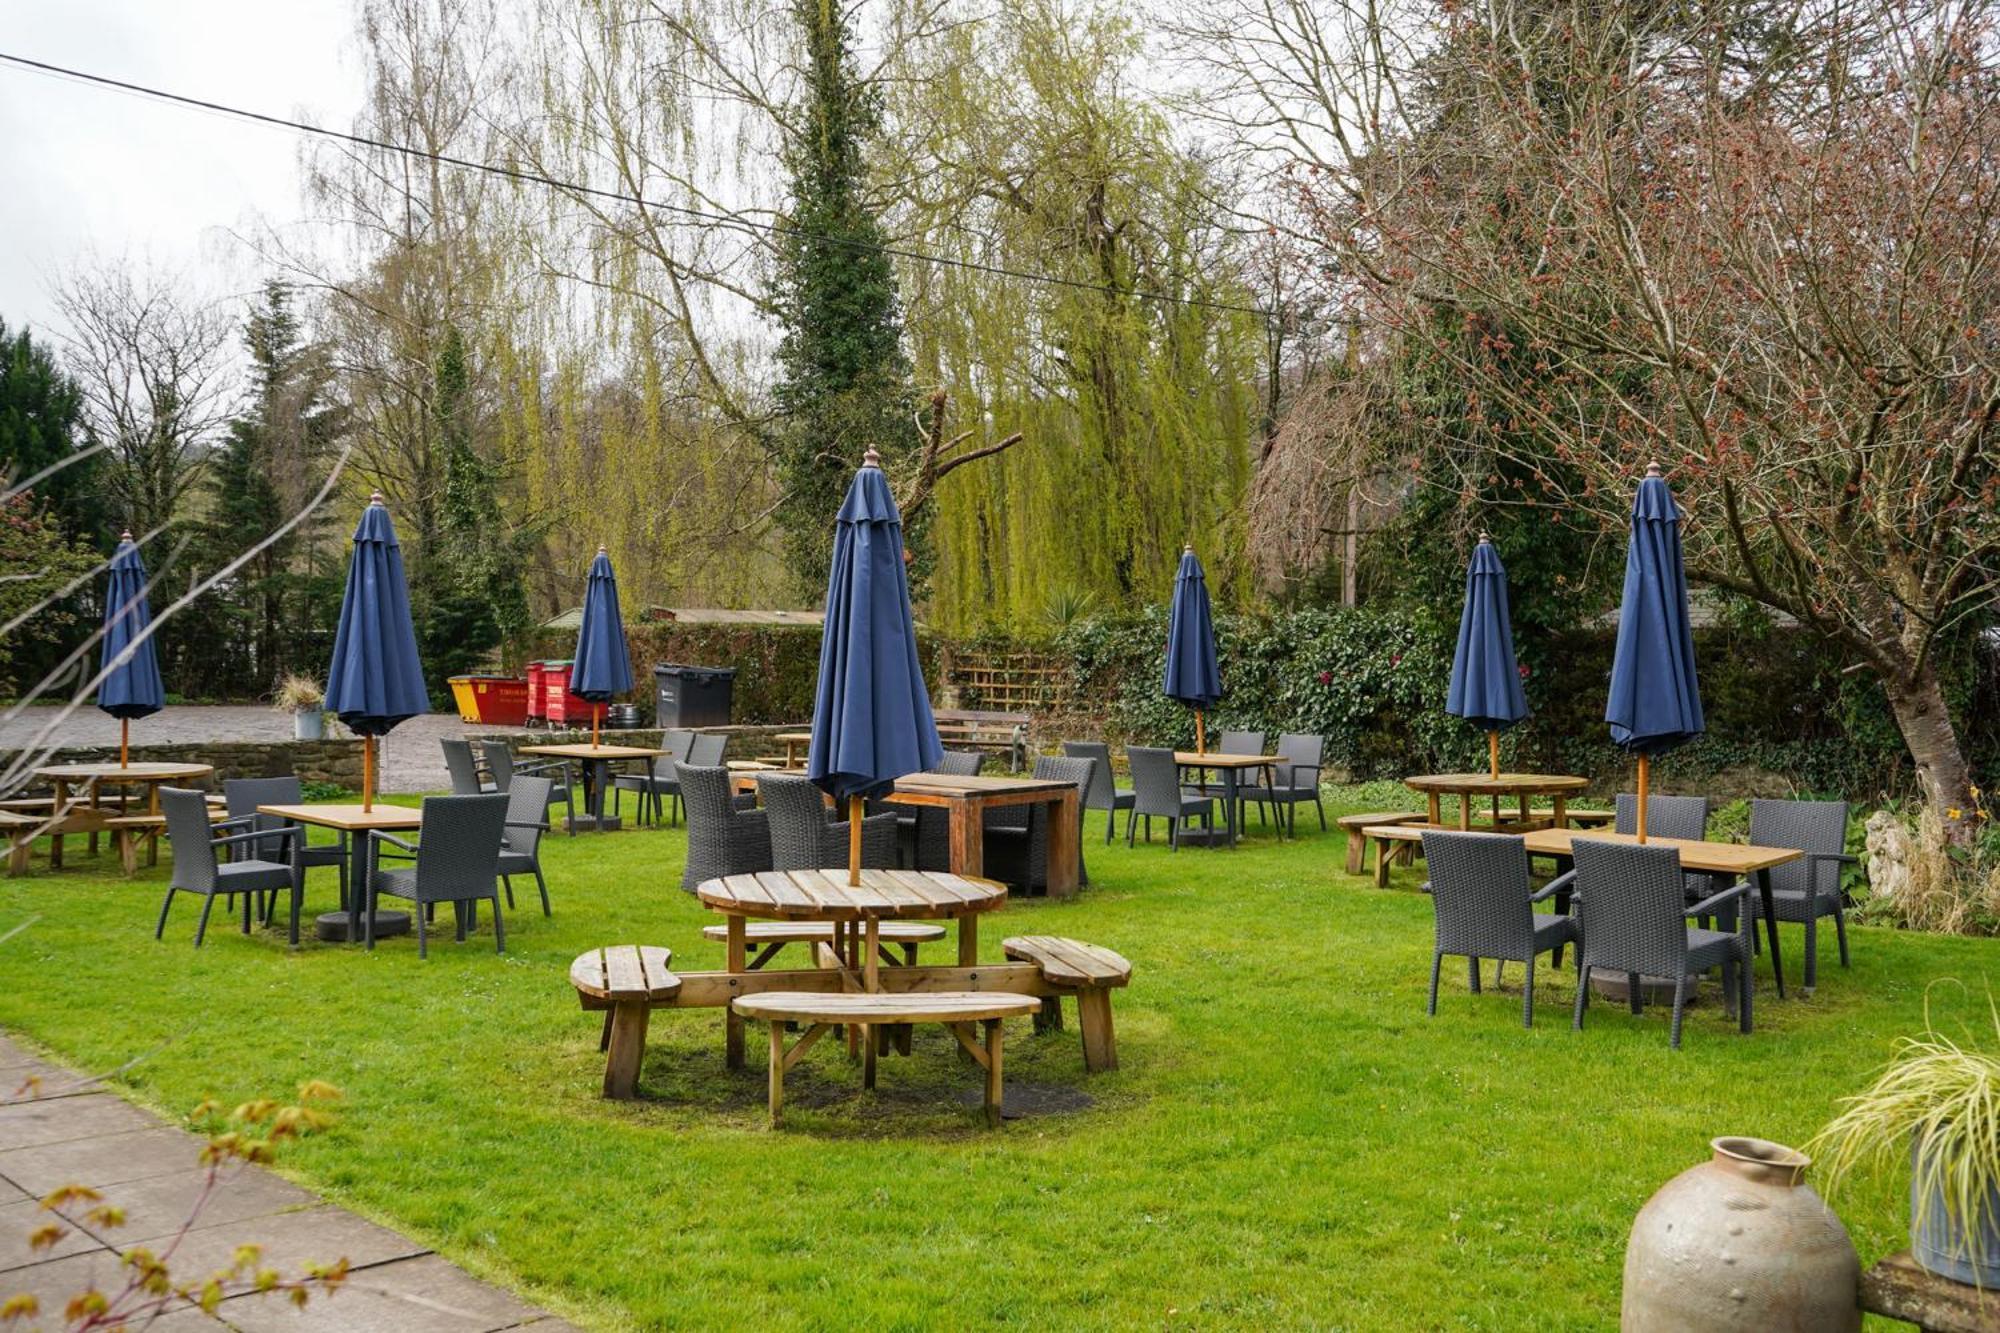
(983, 755), (1093, 892)
(1262, 733), (1327, 834)
(1421, 830), (1579, 1027)
(1062, 741), (1134, 844)
(1125, 745), (1216, 850)
(679, 763), (772, 890)
(760, 773), (899, 871)
(1746, 798), (1854, 991)
(157, 787), (298, 947)
(910, 750), (987, 871)
(1568, 838), (1753, 1048)
(612, 729), (695, 825)
(365, 793), (509, 957)
(486, 742), (577, 835)
(1613, 793), (1711, 841)
(497, 774), (553, 916)
(223, 775), (346, 917)
(441, 738), (496, 795)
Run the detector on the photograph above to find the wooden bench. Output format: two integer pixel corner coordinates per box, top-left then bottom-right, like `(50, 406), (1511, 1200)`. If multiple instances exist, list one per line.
(0, 812), (40, 877)
(933, 708), (1032, 772)
(1566, 808), (1616, 829)
(569, 946), (682, 1098)
(700, 920), (946, 969)
(1337, 811), (1426, 875)
(1000, 936), (1132, 1072)
(733, 991), (1041, 1127)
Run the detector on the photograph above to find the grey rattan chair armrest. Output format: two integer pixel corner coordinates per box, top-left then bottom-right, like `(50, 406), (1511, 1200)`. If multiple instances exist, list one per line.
(1807, 851), (1857, 864)
(211, 826), (298, 850)
(1531, 869), (1578, 902)
(517, 759), (568, 777)
(504, 820), (552, 832)
(368, 830), (419, 854)
(1685, 880), (1752, 918)
(212, 815), (257, 832)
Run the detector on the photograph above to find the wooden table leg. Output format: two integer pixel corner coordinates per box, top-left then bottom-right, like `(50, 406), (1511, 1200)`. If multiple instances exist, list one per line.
(603, 1000), (650, 1099)
(725, 915), (747, 1070)
(1553, 795), (1569, 829)
(958, 913), (979, 967)
(1457, 794), (1472, 831)
(1077, 990), (1118, 1072)
(1426, 791), (1441, 825)
(767, 1020), (785, 1125)
(862, 920), (880, 1090)
(984, 1018), (1004, 1127)
(949, 802), (985, 878)
(1374, 838), (1393, 889)
(1046, 788), (1080, 897)
(1757, 867), (1786, 999)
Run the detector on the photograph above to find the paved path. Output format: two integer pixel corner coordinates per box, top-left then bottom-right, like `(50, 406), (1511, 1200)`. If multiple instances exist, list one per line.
(0, 709), (511, 795)
(0, 1033), (580, 1332)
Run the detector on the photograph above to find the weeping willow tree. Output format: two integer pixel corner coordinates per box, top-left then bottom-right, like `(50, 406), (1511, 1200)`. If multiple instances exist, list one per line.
(884, 0), (1265, 632)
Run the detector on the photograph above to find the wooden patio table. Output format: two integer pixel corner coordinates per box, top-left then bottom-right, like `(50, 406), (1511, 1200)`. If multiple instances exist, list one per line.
(882, 773), (1082, 896)
(1403, 772), (1589, 830)
(257, 803), (422, 945)
(518, 742), (664, 832)
(1174, 752), (1281, 847)
(30, 762), (214, 873)
(1519, 828), (1802, 999)
(773, 732), (812, 769)
(696, 868), (1007, 1081)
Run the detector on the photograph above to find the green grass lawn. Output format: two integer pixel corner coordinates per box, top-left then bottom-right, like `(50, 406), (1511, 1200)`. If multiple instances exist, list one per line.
(0, 791), (1992, 1329)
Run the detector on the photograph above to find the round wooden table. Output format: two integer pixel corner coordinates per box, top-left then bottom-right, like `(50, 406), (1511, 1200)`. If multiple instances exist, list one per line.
(697, 868), (1007, 1078)
(1402, 772), (1590, 830)
(31, 762), (215, 873)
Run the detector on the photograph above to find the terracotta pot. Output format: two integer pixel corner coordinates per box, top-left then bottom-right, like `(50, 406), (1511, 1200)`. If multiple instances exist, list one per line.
(1622, 1137), (1859, 1331)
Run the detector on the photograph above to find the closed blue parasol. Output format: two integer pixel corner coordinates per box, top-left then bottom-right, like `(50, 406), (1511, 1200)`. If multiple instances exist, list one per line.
(325, 493), (430, 809)
(1605, 462), (1704, 839)
(1162, 545), (1221, 753)
(1446, 533), (1529, 778)
(807, 448), (942, 880)
(97, 529), (165, 767)
(569, 545), (633, 747)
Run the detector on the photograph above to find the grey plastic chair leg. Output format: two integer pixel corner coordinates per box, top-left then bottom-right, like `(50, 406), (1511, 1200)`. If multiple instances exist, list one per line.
(1573, 966), (1591, 1029)
(1523, 956), (1536, 1028)
(1628, 974), (1643, 1014)
(1670, 975), (1689, 1049)
(1804, 914), (1818, 991)
(502, 875), (516, 910)
(534, 866), (550, 916)
(1835, 907), (1849, 966)
(491, 892), (506, 953)
(1428, 953), (1442, 1015)
(1467, 956), (1481, 993)
(194, 894), (216, 948)
(155, 888), (176, 940)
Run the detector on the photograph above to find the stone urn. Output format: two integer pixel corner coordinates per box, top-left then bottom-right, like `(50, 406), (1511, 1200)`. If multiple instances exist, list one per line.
(1622, 1137), (1859, 1331)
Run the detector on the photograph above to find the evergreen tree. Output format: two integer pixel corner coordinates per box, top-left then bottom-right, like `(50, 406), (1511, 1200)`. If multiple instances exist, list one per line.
(0, 318), (103, 545)
(770, 0), (916, 591)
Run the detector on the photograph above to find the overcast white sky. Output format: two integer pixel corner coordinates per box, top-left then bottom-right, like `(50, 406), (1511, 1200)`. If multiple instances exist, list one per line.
(0, 0), (363, 340)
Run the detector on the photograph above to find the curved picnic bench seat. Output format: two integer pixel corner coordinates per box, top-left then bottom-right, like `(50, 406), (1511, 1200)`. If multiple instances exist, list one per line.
(1337, 811), (1425, 875)
(569, 946), (680, 1099)
(699, 919), (945, 969)
(1001, 936), (1132, 1072)
(733, 991), (1040, 1127)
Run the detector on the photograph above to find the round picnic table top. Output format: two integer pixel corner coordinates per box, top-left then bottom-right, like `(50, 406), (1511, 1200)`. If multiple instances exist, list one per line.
(1402, 772), (1589, 798)
(697, 868), (1006, 922)
(35, 762), (215, 785)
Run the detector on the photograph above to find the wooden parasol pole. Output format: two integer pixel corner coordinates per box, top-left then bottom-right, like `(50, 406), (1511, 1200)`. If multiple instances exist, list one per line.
(1487, 730), (1499, 780)
(363, 735), (376, 813)
(1635, 753), (1650, 843)
(120, 718), (130, 770)
(1195, 708), (1207, 756)
(847, 795), (864, 886)
(592, 703), (602, 749)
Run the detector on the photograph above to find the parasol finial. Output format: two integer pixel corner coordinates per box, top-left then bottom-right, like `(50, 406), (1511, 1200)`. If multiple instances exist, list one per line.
(1184, 541), (1195, 554)
(598, 542), (609, 555)
(1477, 530), (1491, 543)
(369, 490), (386, 506)
(119, 528), (134, 543)
(861, 445), (882, 468)
(1645, 461), (1663, 478)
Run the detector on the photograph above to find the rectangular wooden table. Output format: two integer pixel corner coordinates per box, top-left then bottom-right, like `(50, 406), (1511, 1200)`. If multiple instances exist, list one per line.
(518, 743), (665, 831)
(1365, 823), (1805, 998)
(883, 774), (1081, 897)
(773, 732), (812, 769)
(1173, 753), (1281, 847)
(257, 803), (422, 945)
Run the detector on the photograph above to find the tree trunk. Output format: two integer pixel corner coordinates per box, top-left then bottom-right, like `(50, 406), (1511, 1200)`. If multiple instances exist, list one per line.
(1882, 660), (1978, 841)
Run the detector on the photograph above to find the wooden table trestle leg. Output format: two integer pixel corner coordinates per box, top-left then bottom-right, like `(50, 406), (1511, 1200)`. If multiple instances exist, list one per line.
(862, 919), (880, 1090)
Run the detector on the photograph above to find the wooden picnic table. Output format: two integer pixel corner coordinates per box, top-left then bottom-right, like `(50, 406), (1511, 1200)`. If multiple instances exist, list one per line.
(1173, 752), (1281, 848)
(883, 773), (1081, 896)
(773, 732), (812, 769)
(697, 867), (1007, 1078)
(519, 742), (664, 832)
(1403, 772), (1590, 830)
(25, 762), (215, 874)
(257, 803), (422, 945)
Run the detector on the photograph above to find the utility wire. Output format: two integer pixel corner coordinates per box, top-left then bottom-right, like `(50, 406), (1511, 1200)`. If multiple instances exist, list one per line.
(0, 50), (1276, 320)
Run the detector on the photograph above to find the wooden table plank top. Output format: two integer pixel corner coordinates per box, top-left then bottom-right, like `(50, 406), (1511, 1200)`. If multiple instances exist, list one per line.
(1404, 772), (1590, 796)
(1172, 752), (1280, 769)
(774, 732), (812, 744)
(518, 743), (665, 760)
(35, 762), (214, 783)
(699, 867), (1006, 921)
(255, 803), (423, 832)
(891, 773), (1072, 796)
(1519, 827), (1803, 874)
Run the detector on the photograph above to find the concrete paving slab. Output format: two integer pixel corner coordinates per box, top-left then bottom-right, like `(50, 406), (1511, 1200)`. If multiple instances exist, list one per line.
(145, 1203), (427, 1279)
(0, 1125), (209, 1195)
(0, 1095), (157, 1152)
(219, 1253), (558, 1333)
(0, 1197), (103, 1273)
(69, 1166), (315, 1247)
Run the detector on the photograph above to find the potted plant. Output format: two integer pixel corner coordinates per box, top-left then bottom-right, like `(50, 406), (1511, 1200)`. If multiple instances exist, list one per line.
(1809, 1005), (2000, 1287)
(274, 674), (327, 741)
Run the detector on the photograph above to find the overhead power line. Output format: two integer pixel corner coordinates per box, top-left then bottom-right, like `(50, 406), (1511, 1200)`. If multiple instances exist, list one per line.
(0, 50), (1275, 320)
